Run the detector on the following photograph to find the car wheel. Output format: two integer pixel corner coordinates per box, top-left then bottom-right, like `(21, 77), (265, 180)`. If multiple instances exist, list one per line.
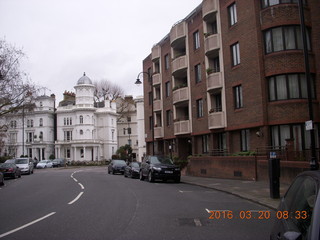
(124, 172), (127, 178)
(18, 173), (21, 178)
(148, 171), (154, 183)
(140, 171), (145, 181)
(112, 170), (115, 175)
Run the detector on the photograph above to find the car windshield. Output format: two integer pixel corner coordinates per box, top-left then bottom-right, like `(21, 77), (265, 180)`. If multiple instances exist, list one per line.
(5, 159), (15, 163)
(113, 160), (126, 165)
(131, 162), (140, 168)
(150, 156), (173, 164)
(39, 160), (47, 163)
(0, 163), (13, 168)
(15, 159), (28, 164)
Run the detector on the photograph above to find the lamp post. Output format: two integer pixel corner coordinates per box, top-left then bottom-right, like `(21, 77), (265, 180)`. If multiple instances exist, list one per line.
(135, 72), (155, 155)
(298, 0), (319, 170)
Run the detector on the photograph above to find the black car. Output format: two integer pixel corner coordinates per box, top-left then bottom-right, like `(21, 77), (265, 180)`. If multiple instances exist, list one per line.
(52, 158), (66, 167)
(270, 170), (320, 240)
(0, 163), (22, 179)
(0, 172), (4, 186)
(140, 155), (181, 183)
(108, 160), (127, 175)
(124, 162), (140, 178)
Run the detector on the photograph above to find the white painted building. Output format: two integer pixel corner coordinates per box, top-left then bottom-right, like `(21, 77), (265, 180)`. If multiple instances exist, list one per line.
(55, 73), (118, 162)
(117, 96), (146, 162)
(0, 95), (55, 160)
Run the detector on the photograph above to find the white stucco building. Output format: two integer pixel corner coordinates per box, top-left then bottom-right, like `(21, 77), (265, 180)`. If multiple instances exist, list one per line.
(0, 95), (56, 159)
(55, 73), (118, 162)
(117, 96), (146, 162)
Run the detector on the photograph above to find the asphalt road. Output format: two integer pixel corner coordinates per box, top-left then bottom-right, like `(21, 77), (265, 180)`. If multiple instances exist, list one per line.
(0, 167), (275, 240)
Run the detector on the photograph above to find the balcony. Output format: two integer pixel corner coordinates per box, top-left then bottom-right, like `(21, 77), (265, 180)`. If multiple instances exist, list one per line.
(207, 72), (222, 91)
(153, 99), (162, 112)
(170, 21), (186, 48)
(152, 73), (161, 86)
(151, 45), (161, 62)
(202, 0), (218, 22)
(208, 111), (225, 129)
(154, 126), (164, 139)
(174, 120), (190, 135)
(204, 34), (220, 57)
(172, 55), (188, 77)
(173, 87), (189, 105)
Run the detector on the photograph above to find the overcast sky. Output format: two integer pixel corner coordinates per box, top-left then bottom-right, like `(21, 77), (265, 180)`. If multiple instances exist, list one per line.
(0, 0), (202, 102)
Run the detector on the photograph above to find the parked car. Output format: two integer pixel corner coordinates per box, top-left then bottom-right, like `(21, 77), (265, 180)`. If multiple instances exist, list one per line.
(0, 172), (4, 186)
(140, 155), (181, 183)
(52, 158), (65, 167)
(108, 160), (127, 175)
(15, 158), (34, 175)
(0, 163), (21, 179)
(4, 159), (16, 163)
(36, 160), (53, 169)
(270, 170), (320, 240)
(124, 162), (140, 178)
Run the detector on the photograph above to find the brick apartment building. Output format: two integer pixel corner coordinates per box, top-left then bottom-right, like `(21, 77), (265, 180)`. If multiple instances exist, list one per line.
(141, 0), (320, 179)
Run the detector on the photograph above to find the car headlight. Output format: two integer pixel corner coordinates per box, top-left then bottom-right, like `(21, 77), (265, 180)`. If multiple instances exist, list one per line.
(175, 168), (180, 171)
(152, 167), (162, 171)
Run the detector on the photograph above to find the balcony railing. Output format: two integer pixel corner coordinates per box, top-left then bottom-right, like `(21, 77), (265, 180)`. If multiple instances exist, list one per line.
(204, 34), (220, 56)
(151, 45), (160, 62)
(154, 126), (164, 139)
(152, 73), (161, 86)
(174, 120), (190, 135)
(208, 111), (225, 129)
(202, 0), (218, 21)
(172, 87), (189, 104)
(172, 55), (188, 76)
(170, 21), (186, 47)
(153, 99), (162, 112)
(207, 72), (222, 91)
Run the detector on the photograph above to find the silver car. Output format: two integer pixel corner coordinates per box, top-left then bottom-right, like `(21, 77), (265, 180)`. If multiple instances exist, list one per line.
(15, 158), (34, 175)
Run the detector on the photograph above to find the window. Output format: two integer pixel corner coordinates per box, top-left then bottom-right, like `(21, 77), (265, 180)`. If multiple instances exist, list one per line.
(241, 129), (250, 151)
(228, 3), (237, 26)
(64, 131), (72, 141)
(234, 85), (243, 109)
(80, 115), (83, 124)
(268, 73), (315, 101)
(166, 110), (172, 126)
(271, 124), (319, 150)
(193, 31), (200, 50)
(231, 42), (240, 66)
(149, 116), (153, 130)
(39, 131), (43, 139)
(39, 118), (43, 126)
(80, 130), (83, 135)
(261, 0), (305, 9)
(197, 99), (204, 118)
(165, 54), (170, 70)
(264, 26), (311, 54)
(202, 135), (209, 153)
(195, 64), (202, 83)
(165, 81), (171, 97)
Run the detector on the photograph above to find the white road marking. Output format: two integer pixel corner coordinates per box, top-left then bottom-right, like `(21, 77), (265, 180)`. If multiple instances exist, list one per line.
(78, 183), (84, 190)
(194, 218), (202, 227)
(179, 190), (192, 193)
(68, 192), (84, 205)
(0, 212), (56, 239)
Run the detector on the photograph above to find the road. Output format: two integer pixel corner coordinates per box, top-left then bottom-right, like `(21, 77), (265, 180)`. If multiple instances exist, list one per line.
(0, 167), (275, 240)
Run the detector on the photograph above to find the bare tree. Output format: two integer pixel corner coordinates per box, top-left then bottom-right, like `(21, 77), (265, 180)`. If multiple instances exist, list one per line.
(0, 39), (38, 117)
(93, 79), (125, 102)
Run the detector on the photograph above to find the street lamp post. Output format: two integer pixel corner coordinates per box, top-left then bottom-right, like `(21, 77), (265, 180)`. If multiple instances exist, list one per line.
(298, 0), (319, 170)
(135, 72), (155, 155)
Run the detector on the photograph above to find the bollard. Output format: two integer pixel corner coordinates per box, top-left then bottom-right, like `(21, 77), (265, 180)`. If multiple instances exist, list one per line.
(268, 158), (280, 199)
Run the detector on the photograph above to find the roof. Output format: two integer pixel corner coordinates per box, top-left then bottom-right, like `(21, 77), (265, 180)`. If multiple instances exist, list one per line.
(77, 72), (93, 85)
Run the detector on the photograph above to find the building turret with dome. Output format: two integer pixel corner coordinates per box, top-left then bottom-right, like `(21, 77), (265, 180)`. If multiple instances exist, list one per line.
(55, 73), (118, 162)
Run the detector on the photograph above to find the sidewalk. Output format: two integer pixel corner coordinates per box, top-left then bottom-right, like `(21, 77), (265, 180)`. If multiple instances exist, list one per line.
(181, 175), (290, 210)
